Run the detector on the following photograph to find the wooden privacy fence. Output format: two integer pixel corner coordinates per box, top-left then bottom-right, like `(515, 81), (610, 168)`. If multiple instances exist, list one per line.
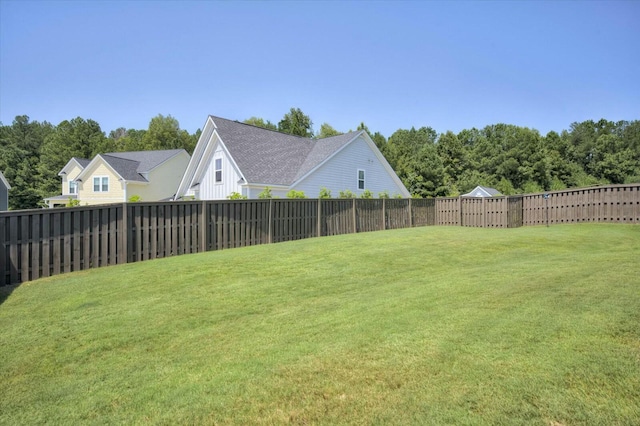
(1, 184), (639, 286)
(522, 185), (640, 226)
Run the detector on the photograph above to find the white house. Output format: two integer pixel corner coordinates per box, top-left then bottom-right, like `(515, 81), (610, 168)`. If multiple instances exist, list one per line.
(174, 115), (410, 200)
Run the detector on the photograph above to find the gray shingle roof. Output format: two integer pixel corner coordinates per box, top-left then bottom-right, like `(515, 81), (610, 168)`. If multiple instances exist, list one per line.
(72, 157), (92, 168)
(210, 116), (358, 185)
(102, 149), (185, 182)
(462, 185), (502, 197)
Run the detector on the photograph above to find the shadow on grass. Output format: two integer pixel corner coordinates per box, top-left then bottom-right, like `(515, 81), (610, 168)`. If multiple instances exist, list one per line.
(0, 283), (20, 307)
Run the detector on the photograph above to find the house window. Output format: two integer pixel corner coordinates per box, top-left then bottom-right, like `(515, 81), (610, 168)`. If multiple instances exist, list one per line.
(357, 169), (365, 190)
(215, 158), (222, 183)
(69, 181), (77, 194)
(93, 176), (109, 192)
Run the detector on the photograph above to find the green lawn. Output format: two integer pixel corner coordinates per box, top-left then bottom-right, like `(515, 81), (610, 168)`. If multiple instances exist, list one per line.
(1, 224), (639, 425)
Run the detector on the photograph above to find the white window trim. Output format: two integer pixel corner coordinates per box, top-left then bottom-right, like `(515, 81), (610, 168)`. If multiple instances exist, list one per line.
(93, 176), (109, 192)
(214, 157), (223, 184)
(69, 180), (77, 194)
(357, 169), (365, 190)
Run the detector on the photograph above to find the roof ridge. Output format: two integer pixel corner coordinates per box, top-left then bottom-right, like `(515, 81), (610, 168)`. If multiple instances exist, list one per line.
(101, 154), (140, 163)
(104, 148), (184, 156)
(314, 130), (361, 141)
(209, 115), (313, 141)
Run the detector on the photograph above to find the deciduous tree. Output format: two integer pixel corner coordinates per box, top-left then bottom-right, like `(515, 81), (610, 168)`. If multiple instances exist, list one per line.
(278, 108), (313, 137)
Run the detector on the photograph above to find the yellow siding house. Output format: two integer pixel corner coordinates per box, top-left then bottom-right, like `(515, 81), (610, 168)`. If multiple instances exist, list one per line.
(45, 150), (190, 207)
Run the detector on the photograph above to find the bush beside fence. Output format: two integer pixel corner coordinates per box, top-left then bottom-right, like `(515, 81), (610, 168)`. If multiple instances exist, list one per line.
(1, 184), (639, 286)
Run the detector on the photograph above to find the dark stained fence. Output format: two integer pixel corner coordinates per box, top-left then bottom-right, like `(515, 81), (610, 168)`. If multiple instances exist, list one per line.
(128, 202), (204, 261)
(507, 196), (524, 228)
(412, 198), (436, 227)
(355, 199), (385, 233)
(272, 199), (318, 243)
(208, 200), (271, 250)
(322, 199), (355, 236)
(2, 184), (639, 286)
(385, 199), (411, 229)
(0, 205), (124, 286)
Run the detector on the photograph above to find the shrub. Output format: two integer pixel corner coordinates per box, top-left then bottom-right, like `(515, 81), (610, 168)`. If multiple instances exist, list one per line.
(258, 187), (273, 199)
(128, 195), (142, 202)
(377, 191), (390, 199)
(286, 190), (306, 199)
(318, 187), (332, 199)
(66, 197), (80, 207)
(339, 190), (356, 199)
(227, 192), (247, 200)
(360, 189), (373, 199)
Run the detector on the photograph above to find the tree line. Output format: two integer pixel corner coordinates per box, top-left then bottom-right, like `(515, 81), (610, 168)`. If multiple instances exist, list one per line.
(1, 108), (638, 210)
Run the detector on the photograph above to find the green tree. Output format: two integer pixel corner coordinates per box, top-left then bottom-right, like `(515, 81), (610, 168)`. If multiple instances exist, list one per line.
(142, 114), (195, 152)
(244, 117), (277, 131)
(316, 123), (342, 139)
(387, 127), (446, 197)
(0, 116), (54, 209)
(278, 108), (313, 137)
(38, 117), (106, 199)
(107, 128), (148, 152)
(590, 133), (637, 183)
(437, 131), (468, 194)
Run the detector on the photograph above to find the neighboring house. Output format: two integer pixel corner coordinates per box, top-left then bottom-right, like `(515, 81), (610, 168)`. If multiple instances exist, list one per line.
(0, 171), (11, 211)
(45, 150), (190, 207)
(462, 185), (502, 197)
(175, 115), (410, 200)
(44, 157), (92, 207)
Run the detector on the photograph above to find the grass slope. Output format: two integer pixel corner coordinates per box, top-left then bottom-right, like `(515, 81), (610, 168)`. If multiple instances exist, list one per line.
(1, 225), (639, 425)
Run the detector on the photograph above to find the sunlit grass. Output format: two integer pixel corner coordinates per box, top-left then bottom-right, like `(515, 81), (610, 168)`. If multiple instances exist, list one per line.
(1, 224), (639, 424)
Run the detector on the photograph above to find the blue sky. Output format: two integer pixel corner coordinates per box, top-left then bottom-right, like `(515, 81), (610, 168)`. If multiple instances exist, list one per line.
(1, 0), (638, 138)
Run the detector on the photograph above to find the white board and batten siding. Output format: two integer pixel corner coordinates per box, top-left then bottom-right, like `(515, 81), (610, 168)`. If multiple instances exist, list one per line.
(294, 135), (407, 198)
(190, 146), (243, 200)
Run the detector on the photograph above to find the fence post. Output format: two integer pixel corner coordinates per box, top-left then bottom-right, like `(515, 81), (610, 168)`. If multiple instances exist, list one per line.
(317, 199), (322, 237)
(482, 197), (487, 228)
(408, 198), (413, 228)
(200, 201), (207, 252)
(121, 203), (128, 264)
(459, 197), (463, 226)
(268, 199), (273, 244)
(382, 198), (386, 230)
(352, 198), (357, 233)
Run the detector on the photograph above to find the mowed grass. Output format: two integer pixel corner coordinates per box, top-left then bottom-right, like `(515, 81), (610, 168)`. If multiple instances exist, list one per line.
(1, 225), (639, 425)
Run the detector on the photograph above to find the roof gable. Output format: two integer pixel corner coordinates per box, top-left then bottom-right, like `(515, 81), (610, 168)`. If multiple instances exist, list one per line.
(75, 149), (187, 183)
(0, 171), (10, 190)
(462, 185), (502, 197)
(59, 157), (91, 176)
(293, 131), (360, 182)
(104, 149), (185, 174)
(211, 116), (314, 185)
